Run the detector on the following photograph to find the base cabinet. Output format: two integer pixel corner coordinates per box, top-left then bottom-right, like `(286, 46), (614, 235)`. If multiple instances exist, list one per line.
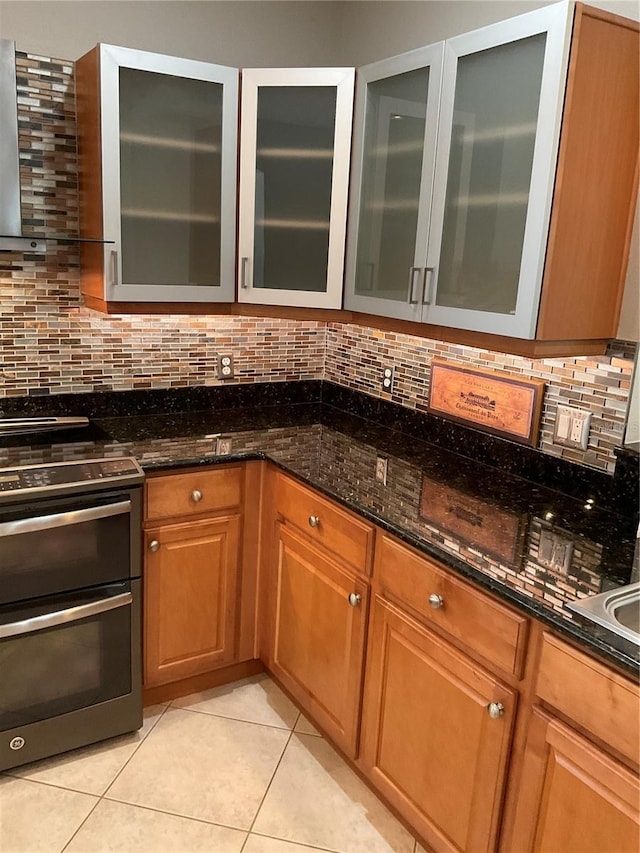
(361, 597), (516, 853)
(511, 711), (639, 853)
(144, 515), (241, 686)
(269, 523), (369, 757)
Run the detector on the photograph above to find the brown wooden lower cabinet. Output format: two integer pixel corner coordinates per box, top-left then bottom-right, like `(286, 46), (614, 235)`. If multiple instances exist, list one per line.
(511, 710), (640, 853)
(268, 522), (369, 758)
(360, 596), (516, 853)
(144, 515), (240, 686)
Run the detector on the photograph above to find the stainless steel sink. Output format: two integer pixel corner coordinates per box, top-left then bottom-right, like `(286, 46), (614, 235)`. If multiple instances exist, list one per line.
(568, 582), (640, 646)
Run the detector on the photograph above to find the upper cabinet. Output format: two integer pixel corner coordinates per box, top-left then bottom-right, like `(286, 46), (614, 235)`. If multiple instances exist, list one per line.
(345, 2), (639, 344)
(237, 68), (355, 309)
(76, 44), (238, 309)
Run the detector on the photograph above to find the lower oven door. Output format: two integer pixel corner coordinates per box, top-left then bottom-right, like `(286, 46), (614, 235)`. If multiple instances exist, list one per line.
(0, 579), (142, 771)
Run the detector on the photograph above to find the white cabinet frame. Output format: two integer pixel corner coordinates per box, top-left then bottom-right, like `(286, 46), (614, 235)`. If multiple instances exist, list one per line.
(237, 67), (355, 309)
(98, 44), (238, 302)
(344, 43), (444, 322)
(425, 2), (574, 338)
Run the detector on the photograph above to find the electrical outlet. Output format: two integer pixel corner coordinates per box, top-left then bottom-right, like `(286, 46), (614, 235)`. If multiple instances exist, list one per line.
(554, 405), (591, 451)
(216, 437), (233, 456)
(382, 365), (394, 393)
(375, 456), (388, 485)
(217, 353), (234, 379)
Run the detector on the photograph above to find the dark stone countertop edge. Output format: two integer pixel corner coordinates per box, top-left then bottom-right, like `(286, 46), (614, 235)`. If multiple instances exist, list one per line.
(140, 451), (640, 681)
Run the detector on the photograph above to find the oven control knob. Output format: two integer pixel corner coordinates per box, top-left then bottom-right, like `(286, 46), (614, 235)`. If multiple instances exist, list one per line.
(149, 540), (160, 553)
(9, 736), (25, 751)
(191, 489), (203, 503)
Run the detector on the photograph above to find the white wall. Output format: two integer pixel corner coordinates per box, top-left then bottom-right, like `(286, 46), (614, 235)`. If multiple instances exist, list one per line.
(0, 1), (344, 65)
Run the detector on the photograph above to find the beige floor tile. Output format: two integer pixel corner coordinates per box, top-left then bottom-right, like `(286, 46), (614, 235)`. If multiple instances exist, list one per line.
(253, 734), (414, 853)
(293, 714), (321, 737)
(106, 707), (289, 829)
(5, 705), (167, 796)
(172, 675), (299, 730)
(65, 799), (246, 852)
(243, 834), (335, 853)
(0, 776), (97, 853)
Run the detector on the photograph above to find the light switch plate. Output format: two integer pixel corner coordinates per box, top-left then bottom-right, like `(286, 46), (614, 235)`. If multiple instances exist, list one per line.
(554, 405), (591, 451)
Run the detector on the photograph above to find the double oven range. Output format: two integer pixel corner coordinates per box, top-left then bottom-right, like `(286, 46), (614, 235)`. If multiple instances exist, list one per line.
(0, 456), (144, 771)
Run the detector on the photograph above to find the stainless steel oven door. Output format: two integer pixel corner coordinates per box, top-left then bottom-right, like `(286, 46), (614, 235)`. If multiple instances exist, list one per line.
(0, 488), (142, 605)
(0, 579), (142, 771)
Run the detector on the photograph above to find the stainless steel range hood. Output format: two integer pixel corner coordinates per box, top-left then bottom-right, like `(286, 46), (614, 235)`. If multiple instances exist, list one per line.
(0, 39), (45, 252)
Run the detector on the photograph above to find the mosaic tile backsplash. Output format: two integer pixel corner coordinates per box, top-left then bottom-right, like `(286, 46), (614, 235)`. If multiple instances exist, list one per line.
(0, 50), (636, 474)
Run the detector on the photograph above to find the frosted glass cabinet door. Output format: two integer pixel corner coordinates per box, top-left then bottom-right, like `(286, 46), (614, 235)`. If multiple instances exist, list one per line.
(426, 3), (573, 338)
(99, 45), (238, 302)
(238, 68), (355, 309)
(344, 44), (444, 321)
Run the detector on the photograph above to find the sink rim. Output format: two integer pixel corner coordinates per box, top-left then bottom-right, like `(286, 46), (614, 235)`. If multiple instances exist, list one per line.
(567, 582), (640, 647)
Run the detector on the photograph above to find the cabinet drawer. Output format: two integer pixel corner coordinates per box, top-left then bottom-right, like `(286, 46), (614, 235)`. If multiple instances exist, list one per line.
(376, 534), (528, 678)
(276, 474), (374, 575)
(536, 633), (639, 767)
(146, 466), (242, 522)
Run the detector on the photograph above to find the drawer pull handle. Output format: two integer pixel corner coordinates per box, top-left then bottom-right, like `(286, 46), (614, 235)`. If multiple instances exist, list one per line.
(191, 489), (203, 503)
(428, 593), (444, 610)
(149, 539), (160, 553)
(487, 702), (505, 720)
(348, 593), (361, 607)
(308, 515), (320, 528)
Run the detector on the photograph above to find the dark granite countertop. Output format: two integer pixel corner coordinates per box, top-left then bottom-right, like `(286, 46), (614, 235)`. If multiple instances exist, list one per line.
(1, 382), (638, 678)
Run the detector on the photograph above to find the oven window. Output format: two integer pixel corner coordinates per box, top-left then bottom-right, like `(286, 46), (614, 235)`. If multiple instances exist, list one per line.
(0, 591), (132, 730)
(0, 495), (133, 605)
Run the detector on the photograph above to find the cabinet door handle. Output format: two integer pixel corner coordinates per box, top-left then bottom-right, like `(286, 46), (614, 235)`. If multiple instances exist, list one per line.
(428, 593), (444, 610)
(191, 489), (203, 503)
(422, 266), (435, 305)
(308, 515), (320, 528)
(240, 256), (250, 289)
(408, 266), (424, 304)
(149, 539), (160, 553)
(109, 249), (119, 289)
(487, 702), (505, 720)
(348, 592), (361, 607)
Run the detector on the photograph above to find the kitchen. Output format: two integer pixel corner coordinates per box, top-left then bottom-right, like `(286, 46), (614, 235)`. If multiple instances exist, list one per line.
(0, 1), (638, 851)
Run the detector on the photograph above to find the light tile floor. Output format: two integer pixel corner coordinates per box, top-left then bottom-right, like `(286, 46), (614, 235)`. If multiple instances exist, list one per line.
(0, 675), (424, 853)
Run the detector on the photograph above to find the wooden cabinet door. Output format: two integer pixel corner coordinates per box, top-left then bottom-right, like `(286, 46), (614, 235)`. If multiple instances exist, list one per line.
(510, 710), (640, 853)
(270, 524), (368, 757)
(144, 515), (240, 686)
(361, 596), (516, 853)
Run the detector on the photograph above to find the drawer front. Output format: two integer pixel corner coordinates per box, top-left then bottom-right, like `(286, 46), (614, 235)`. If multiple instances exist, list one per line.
(276, 474), (374, 575)
(536, 633), (639, 767)
(146, 466), (243, 522)
(376, 534), (528, 678)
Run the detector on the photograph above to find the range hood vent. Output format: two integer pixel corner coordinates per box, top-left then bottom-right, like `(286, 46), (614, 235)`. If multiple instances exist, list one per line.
(0, 39), (45, 252)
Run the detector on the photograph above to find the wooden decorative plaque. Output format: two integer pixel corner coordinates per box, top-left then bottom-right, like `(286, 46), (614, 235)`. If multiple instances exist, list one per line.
(428, 358), (545, 446)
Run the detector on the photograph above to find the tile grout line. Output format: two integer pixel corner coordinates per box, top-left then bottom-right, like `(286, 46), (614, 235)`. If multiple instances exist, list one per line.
(169, 703), (302, 733)
(238, 710), (302, 853)
(59, 703), (170, 852)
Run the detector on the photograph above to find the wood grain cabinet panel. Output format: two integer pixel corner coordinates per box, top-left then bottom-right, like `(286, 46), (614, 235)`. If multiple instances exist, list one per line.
(276, 474), (374, 575)
(269, 523), (369, 757)
(510, 710), (639, 853)
(361, 597), (516, 853)
(376, 534), (528, 678)
(146, 466), (242, 522)
(536, 633), (639, 767)
(144, 515), (240, 686)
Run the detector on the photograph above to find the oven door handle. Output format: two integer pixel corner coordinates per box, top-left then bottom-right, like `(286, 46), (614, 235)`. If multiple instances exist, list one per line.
(0, 592), (133, 639)
(0, 500), (131, 537)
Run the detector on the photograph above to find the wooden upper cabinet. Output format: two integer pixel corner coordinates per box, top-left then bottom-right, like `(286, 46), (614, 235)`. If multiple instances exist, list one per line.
(345, 2), (639, 348)
(237, 67), (354, 309)
(75, 44), (238, 311)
